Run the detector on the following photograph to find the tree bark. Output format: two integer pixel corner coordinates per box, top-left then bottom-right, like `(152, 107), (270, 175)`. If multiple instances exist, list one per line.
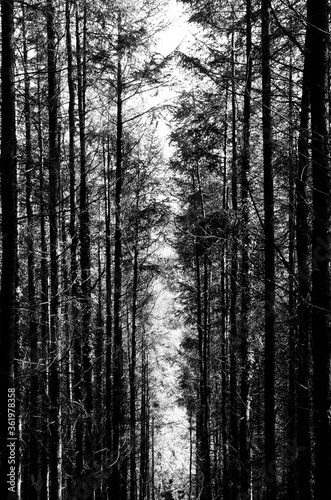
(104, 137), (113, 492)
(239, 0), (252, 494)
(307, 0), (331, 495)
(261, 0), (276, 497)
(229, 28), (239, 500)
(130, 188), (140, 500)
(47, 0), (61, 497)
(287, 37), (297, 499)
(192, 164), (211, 500)
(139, 349), (148, 500)
(112, 16), (126, 499)
(66, 0), (84, 487)
(0, 0), (17, 496)
(296, 22), (311, 499)
(221, 84), (230, 500)
(23, 5), (40, 494)
(76, 0), (93, 468)
(37, 59), (49, 500)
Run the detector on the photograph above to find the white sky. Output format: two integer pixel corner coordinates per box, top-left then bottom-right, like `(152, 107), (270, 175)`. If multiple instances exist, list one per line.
(152, 1), (200, 159)
(156, 0), (193, 57)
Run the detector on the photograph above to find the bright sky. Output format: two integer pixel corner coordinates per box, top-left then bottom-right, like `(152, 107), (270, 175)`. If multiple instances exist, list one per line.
(156, 0), (193, 57)
(152, 1), (195, 159)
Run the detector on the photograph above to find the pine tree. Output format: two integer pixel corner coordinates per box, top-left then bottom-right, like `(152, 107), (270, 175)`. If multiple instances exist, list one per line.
(308, 0), (331, 495)
(0, 0), (17, 496)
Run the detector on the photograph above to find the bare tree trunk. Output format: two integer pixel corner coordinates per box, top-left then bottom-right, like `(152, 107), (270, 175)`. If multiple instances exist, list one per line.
(47, 0), (60, 496)
(307, 0), (331, 495)
(139, 349), (148, 500)
(112, 16), (126, 499)
(76, 0), (93, 470)
(287, 36), (297, 499)
(104, 137), (113, 493)
(0, 0), (17, 496)
(296, 24), (311, 500)
(95, 213), (104, 500)
(23, 5), (40, 495)
(239, 0), (252, 494)
(192, 164), (211, 500)
(66, 0), (84, 490)
(151, 415), (155, 500)
(229, 28), (239, 500)
(221, 85), (230, 500)
(130, 201), (139, 500)
(37, 61), (49, 500)
(188, 414), (193, 500)
(261, 0), (276, 498)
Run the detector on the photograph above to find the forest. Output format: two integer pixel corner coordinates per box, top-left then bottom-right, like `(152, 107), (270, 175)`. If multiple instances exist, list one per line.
(0, 0), (330, 498)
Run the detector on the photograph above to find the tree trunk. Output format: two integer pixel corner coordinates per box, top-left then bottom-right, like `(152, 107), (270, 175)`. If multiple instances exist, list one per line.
(129, 275), (137, 500)
(229, 28), (239, 500)
(188, 414), (193, 500)
(261, 0), (276, 498)
(112, 16), (126, 499)
(47, 0), (61, 497)
(221, 84), (230, 500)
(286, 38), (297, 499)
(192, 164), (211, 500)
(151, 415), (155, 500)
(307, 0), (331, 495)
(130, 200), (139, 500)
(95, 212), (104, 500)
(0, 0), (17, 496)
(239, 0), (252, 494)
(296, 23), (311, 500)
(22, 7), (42, 496)
(139, 349), (148, 500)
(221, 261), (229, 499)
(104, 137), (113, 492)
(66, 0), (84, 489)
(202, 253), (211, 500)
(37, 61), (49, 500)
(76, 0), (93, 469)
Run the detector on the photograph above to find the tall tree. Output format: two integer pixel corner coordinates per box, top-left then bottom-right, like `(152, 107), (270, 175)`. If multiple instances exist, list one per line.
(47, 0), (61, 497)
(239, 0), (252, 494)
(229, 27), (239, 500)
(286, 28), (298, 498)
(261, 0), (276, 498)
(65, 0), (85, 489)
(0, 0), (17, 496)
(112, 13), (126, 499)
(103, 135), (113, 495)
(296, 21), (311, 499)
(194, 165), (211, 500)
(76, 0), (93, 471)
(37, 50), (50, 500)
(22, 5), (40, 495)
(308, 0), (331, 496)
